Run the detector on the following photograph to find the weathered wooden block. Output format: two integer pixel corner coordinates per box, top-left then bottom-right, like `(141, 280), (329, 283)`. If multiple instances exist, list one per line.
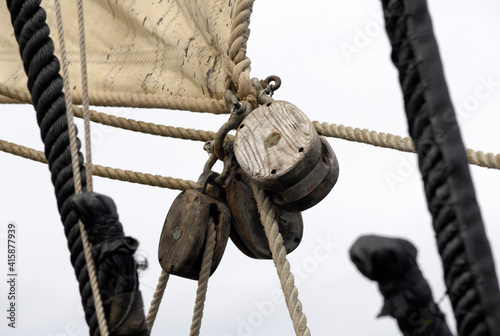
(225, 166), (303, 259)
(158, 189), (231, 280)
(234, 100), (339, 211)
(270, 136), (339, 212)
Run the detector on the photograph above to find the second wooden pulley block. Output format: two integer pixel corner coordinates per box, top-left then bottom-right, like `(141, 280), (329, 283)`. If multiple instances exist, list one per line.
(233, 100), (339, 212)
(225, 166), (303, 259)
(158, 184), (231, 280)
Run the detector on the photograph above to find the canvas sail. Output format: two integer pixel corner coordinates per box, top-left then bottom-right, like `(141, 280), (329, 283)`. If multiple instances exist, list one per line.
(0, 0), (250, 111)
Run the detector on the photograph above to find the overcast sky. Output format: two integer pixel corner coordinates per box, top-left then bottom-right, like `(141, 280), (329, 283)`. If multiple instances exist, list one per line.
(1, 0), (500, 335)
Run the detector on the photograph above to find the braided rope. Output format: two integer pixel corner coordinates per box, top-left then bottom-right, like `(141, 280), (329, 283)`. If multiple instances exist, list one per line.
(251, 183), (311, 336)
(53, 1), (108, 334)
(5, 0), (106, 334)
(0, 139), (198, 190)
(225, 0), (258, 103)
(2, 83), (500, 170)
(190, 217), (217, 336)
(92, 165), (198, 190)
(0, 85), (227, 113)
(0, 83), (31, 103)
(146, 270), (170, 330)
(86, 91), (227, 113)
(73, 111), (219, 142)
(381, 0), (500, 334)
(313, 121), (415, 153)
(75, 0), (93, 191)
(0, 139), (47, 163)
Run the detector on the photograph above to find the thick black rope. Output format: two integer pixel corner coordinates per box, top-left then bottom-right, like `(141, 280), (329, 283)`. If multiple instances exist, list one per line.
(71, 192), (149, 336)
(380, 0), (500, 335)
(6, 1), (148, 335)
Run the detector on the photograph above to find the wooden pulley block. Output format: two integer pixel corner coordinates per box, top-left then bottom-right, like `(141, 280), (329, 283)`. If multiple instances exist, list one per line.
(225, 166), (303, 259)
(234, 100), (339, 212)
(269, 136), (339, 212)
(158, 187), (231, 280)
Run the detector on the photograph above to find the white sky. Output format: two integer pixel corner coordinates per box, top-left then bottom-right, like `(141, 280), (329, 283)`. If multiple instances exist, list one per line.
(1, 0), (500, 335)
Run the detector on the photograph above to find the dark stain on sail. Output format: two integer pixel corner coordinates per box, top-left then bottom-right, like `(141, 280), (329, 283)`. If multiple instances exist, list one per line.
(106, 0), (115, 19)
(142, 73), (153, 91)
(204, 55), (218, 98)
(185, 37), (195, 57)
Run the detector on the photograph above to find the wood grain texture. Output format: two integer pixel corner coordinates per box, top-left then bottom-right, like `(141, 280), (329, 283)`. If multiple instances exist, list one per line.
(270, 137), (340, 212)
(234, 101), (321, 190)
(158, 189), (231, 280)
(225, 167), (303, 259)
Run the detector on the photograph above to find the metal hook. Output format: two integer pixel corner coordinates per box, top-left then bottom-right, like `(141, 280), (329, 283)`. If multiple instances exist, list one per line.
(214, 142), (235, 186)
(214, 92), (252, 161)
(260, 75), (282, 93)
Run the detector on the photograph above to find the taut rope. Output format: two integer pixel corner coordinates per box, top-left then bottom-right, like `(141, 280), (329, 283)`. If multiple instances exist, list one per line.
(251, 183), (311, 336)
(53, 0), (108, 334)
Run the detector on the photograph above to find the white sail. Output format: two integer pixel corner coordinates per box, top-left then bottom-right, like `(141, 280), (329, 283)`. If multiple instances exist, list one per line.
(0, 0), (244, 109)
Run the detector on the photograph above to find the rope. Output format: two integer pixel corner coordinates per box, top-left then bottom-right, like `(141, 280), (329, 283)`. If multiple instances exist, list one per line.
(3, 137), (500, 193)
(6, 0), (98, 333)
(2, 83), (500, 170)
(315, 121), (500, 169)
(83, 91), (227, 114)
(0, 85), (227, 113)
(0, 139), (198, 190)
(251, 183), (311, 336)
(146, 270), (170, 330)
(76, 0), (93, 191)
(225, 0), (258, 104)
(6, 2), (150, 334)
(313, 121), (415, 153)
(53, 1), (108, 335)
(72, 109), (220, 142)
(0, 83), (221, 142)
(381, 0), (500, 334)
(190, 217), (217, 336)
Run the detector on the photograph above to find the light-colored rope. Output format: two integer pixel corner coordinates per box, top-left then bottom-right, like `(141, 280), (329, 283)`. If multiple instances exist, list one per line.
(190, 217), (217, 336)
(92, 165), (199, 190)
(146, 270), (170, 330)
(0, 83), (222, 142)
(0, 139), (47, 163)
(0, 139), (199, 190)
(313, 121), (416, 153)
(0, 83), (227, 113)
(225, 0), (257, 103)
(86, 91), (227, 113)
(72, 108), (221, 142)
(314, 121), (500, 169)
(251, 183), (311, 336)
(76, 0), (93, 191)
(53, 2), (108, 335)
(465, 149), (500, 170)
(0, 84), (31, 103)
(2, 84), (500, 170)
